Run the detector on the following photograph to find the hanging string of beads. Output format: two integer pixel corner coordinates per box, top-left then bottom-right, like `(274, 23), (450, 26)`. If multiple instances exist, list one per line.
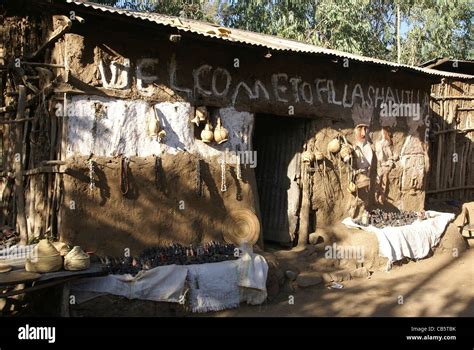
(236, 154), (242, 181)
(196, 158), (202, 196)
(120, 156), (129, 196)
(220, 159), (227, 192)
(89, 159), (95, 191)
(154, 155), (162, 191)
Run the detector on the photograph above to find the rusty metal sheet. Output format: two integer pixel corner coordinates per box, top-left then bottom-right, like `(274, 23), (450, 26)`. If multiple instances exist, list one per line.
(66, 1), (474, 80)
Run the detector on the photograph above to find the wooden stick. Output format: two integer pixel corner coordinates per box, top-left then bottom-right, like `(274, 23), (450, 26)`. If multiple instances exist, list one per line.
(431, 95), (474, 100)
(426, 186), (474, 194)
(14, 86), (28, 245)
(27, 16), (72, 60)
(23, 166), (66, 176)
(0, 118), (35, 124)
(41, 160), (66, 166)
(434, 128), (474, 135)
(0, 106), (14, 113)
(20, 62), (65, 68)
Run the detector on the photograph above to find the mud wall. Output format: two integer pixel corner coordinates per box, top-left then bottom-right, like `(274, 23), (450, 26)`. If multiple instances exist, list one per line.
(61, 153), (258, 256)
(310, 120), (428, 226)
(43, 3), (438, 249)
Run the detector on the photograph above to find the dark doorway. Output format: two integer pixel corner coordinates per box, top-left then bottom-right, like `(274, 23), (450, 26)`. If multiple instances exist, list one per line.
(253, 114), (307, 246)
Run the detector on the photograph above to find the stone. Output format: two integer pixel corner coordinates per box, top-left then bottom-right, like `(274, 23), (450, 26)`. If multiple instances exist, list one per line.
(350, 267), (369, 279)
(308, 232), (321, 245)
(296, 272), (322, 287)
(309, 228), (333, 245)
(330, 270), (352, 282)
(285, 270), (298, 281)
(322, 273), (333, 283)
(302, 245), (317, 257)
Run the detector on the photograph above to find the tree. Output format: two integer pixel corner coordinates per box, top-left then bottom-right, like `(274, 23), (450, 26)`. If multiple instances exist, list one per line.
(399, 0), (473, 65)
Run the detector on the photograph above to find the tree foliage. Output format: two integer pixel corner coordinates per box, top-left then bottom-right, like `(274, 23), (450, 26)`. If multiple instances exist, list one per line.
(90, 0), (473, 65)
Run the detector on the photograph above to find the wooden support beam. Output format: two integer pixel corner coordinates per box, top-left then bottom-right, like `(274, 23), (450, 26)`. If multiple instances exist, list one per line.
(427, 186), (474, 194)
(435, 128), (474, 135)
(28, 16), (72, 60)
(13, 85), (28, 245)
(0, 106), (14, 113)
(23, 165), (66, 176)
(0, 118), (35, 124)
(20, 62), (65, 69)
(298, 159), (310, 248)
(41, 160), (66, 166)
(431, 95), (474, 100)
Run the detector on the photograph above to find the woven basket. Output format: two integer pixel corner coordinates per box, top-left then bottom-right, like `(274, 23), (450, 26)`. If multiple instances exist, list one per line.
(25, 239), (62, 273)
(64, 246), (90, 271)
(25, 255), (62, 273)
(224, 209), (260, 246)
(0, 263), (12, 273)
(52, 241), (71, 257)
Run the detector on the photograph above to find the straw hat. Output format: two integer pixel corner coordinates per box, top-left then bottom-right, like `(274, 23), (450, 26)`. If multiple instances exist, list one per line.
(224, 209), (260, 245)
(0, 263), (12, 273)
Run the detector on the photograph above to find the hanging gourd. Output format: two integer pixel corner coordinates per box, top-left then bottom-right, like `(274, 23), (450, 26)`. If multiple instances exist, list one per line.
(201, 120), (214, 143)
(214, 117), (229, 144)
(148, 109), (160, 138)
(191, 106), (208, 126)
(327, 137), (341, 154)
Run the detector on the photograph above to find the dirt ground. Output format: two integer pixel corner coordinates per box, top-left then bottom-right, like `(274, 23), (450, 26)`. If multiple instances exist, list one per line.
(68, 222), (473, 317)
(214, 247), (474, 317)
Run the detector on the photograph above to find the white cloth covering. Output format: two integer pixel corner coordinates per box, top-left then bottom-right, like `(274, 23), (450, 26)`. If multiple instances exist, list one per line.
(72, 264), (188, 303)
(342, 211), (455, 266)
(71, 254), (269, 312)
(187, 260), (240, 313)
(238, 251), (268, 305)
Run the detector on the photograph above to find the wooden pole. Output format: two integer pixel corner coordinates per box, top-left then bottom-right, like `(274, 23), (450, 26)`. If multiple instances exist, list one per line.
(298, 160), (310, 248)
(426, 186), (474, 194)
(14, 85), (28, 245)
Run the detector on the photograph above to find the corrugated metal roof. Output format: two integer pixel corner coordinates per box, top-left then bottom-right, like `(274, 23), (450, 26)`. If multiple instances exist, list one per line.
(67, 0), (473, 80)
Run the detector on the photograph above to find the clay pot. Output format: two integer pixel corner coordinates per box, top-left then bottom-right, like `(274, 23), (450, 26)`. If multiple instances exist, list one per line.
(327, 138), (341, 153)
(201, 121), (214, 143)
(340, 144), (352, 162)
(214, 118), (229, 144)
